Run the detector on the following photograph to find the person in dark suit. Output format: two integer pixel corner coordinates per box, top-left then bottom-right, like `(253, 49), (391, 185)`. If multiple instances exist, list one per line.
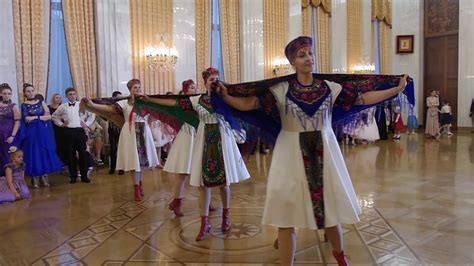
(108, 91), (124, 175)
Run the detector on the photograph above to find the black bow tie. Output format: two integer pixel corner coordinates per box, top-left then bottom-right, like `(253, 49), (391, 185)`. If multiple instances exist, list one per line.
(68, 102), (76, 107)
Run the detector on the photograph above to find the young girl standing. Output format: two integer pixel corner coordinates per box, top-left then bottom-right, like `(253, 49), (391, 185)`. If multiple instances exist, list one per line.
(406, 107), (419, 135)
(392, 105), (404, 140)
(440, 100), (453, 136)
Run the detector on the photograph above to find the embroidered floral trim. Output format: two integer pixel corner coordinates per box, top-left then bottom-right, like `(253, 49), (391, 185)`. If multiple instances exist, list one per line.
(202, 124), (226, 187)
(135, 122), (149, 167)
(286, 79), (331, 118)
(198, 94), (214, 114)
(299, 131), (325, 228)
(285, 96), (332, 130)
(194, 95), (219, 124)
(288, 79), (329, 105)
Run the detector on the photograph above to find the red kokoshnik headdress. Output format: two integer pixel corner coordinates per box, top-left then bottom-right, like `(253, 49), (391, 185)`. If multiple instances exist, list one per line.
(181, 79), (195, 94)
(202, 67), (219, 82)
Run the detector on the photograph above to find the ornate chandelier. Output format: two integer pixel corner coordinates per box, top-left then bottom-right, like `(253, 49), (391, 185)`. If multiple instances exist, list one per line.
(352, 63), (375, 73)
(145, 35), (178, 71)
(351, 58), (375, 74)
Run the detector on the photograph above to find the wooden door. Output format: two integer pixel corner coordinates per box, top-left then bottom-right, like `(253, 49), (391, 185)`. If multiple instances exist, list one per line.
(424, 35), (458, 126)
(424, 0), (459, 127)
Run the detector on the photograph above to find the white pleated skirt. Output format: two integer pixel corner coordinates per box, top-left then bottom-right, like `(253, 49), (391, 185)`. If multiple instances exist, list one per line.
(163, 127), (195, 174)
(116, 122), (159, 172)
(262, 128), (361, 229)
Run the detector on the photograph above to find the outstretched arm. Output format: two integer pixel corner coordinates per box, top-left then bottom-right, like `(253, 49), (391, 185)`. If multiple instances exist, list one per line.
(216, 83), (259, 111)
(356, 75), (408, 106)
(82, 98), (116, 113)
(136, 95), (177, 107)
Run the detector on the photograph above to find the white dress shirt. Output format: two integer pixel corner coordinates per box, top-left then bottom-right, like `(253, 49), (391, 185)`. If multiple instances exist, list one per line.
(52, 101), (82, 128)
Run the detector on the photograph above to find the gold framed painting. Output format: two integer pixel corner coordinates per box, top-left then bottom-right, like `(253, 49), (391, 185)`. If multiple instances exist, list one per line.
(396, 35), (414, 54)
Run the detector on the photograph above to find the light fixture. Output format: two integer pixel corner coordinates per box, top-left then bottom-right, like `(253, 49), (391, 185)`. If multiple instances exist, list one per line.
(272, 58), (294, 77)
(352, 63), (375, 74)
(351, 58), (375, 74)
(145, 35), (178, 71)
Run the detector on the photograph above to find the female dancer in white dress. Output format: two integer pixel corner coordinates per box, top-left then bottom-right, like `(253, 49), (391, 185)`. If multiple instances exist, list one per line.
(84, 79), (159, 201)
(138, 68), (250, 241)
(215, 36), (408, 265)
(165, 79), (198, 216)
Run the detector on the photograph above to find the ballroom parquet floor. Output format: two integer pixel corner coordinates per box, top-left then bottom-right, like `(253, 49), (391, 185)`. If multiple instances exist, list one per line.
(1, 131), (474, 265)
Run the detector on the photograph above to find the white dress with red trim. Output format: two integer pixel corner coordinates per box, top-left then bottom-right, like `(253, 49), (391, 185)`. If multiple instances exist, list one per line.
(116, 100), (159, 172)
(188, 95), (250, 187)
(262, 81), (361, 229)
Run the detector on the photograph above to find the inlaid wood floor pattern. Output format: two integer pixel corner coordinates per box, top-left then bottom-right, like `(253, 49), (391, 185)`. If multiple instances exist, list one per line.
(1, 132), (473, 265)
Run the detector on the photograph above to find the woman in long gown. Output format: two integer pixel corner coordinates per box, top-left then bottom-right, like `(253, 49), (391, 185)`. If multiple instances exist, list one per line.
(425, 90), (441, 138)
(355, 107), (380, 143)
(212, 36), (409, 265)
(137, 68), (250, 241)
(83, 79), (159, 201)
(20, 83), (63, 188)
(0, 83), (21, 176)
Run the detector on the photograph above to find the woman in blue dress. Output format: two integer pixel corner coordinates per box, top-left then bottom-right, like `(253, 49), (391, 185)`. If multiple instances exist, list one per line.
(20, 83), (63, 188)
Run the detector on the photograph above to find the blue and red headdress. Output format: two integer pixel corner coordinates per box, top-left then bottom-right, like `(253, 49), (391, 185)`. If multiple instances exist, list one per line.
(284, 36), (313, 62)
(181, 79), (195, 94)
(202, 67), (219, 82)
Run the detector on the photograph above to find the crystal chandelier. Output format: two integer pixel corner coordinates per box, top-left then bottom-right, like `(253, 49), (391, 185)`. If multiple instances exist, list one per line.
(273, 58), (294, 77)
(145, 35), (178, 71)
(351, 58), (375, 74)
(352, 63), (375, 73)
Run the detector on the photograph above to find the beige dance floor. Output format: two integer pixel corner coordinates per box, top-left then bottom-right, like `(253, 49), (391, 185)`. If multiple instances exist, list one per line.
(1, 131), (473, 265)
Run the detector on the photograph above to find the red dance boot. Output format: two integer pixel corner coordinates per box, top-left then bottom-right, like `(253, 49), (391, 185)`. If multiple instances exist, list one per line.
(195, 216), (212, 241)
(139, 181), (144, 197)
(134, 184), (142, 202)
(332, 250), (351, 266)
(168, 198), (184, 217)
(221, 208), (231, 232)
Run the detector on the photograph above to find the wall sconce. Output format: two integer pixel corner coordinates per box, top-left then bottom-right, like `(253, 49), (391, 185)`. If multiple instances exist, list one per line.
(273, 58), (294, 77)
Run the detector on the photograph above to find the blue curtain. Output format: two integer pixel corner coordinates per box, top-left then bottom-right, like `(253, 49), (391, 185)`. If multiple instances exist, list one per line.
(211, 0), (225, 80)
(46, 0), (73, 103)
